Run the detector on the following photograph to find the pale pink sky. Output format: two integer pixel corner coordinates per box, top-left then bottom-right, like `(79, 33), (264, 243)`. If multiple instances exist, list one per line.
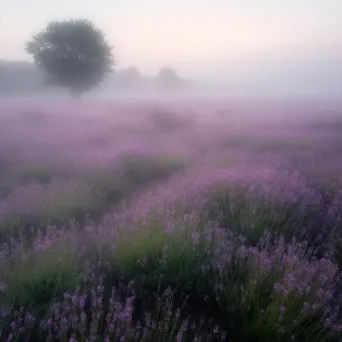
(1, 0), (342, 87)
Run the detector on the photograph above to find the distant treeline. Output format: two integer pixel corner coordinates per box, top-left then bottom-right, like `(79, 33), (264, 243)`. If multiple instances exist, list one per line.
(0, 60), (188, 96)
(0, 60), (46, 94)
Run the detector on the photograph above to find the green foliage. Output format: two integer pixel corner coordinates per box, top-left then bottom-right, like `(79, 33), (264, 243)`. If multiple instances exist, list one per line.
(213, 248), (331, 342)
(106, 218), (213, 299)
(89, 154), (185, 203)
(104, 212), (333, 342)
(26, 18), (115, 96)
(0, 156), (185, 242)
(1, 109), (342, 341)
(0, 164), (61, 198)
(12, 164), (72, 187)
(0, 248), (81, 313)
(0, 178), (102, 241)
(204, 188), (314, 245)
(14, 164), (61, 184)
(119, 154), (185, 187)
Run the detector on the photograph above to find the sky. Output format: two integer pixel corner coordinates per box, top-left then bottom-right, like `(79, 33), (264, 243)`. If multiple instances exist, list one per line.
(1, 0), (342, 95)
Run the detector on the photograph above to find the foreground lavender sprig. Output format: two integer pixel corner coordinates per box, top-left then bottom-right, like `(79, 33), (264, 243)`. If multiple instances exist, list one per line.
(38, 280), (226, 342)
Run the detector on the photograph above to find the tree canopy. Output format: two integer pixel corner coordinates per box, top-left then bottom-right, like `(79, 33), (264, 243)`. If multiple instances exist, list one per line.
(26, 19), (115, 97)
(157, 67), (181, 92)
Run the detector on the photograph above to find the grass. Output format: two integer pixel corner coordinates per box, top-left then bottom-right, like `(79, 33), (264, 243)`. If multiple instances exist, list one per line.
(211, 237), (336, 342)
(0, 178), (102, 241)
(13, 164), (67, 184)
(1, 248), (81, 309)
(87, 154), (186, 203)
(204, 187), (324, 245)
(106, 216), (213, 295)
(0, 155), (185, 242)
(97, 200), (338, 341)
(0, 163), (72, 198)
(1, 103), (342, 341)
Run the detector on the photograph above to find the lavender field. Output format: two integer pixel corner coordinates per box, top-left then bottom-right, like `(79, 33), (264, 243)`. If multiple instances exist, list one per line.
(1, 99), (342, 342)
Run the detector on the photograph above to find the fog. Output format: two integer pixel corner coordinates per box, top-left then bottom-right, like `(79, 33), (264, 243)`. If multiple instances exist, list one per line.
(2, 2), (342, 341)
(1, 0), (342, 99)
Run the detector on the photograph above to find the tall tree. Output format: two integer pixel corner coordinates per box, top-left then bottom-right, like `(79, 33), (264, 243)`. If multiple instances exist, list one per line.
(26, 19), (115, 97)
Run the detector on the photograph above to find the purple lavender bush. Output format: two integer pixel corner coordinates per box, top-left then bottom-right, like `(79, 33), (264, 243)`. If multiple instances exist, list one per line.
(0, 178), (102, 242)
(1, 101), (342, 341)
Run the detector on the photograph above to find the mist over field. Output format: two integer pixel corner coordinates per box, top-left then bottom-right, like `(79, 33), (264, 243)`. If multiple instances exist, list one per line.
(2, 0), (342, 99)
(1, 1), (342, 341)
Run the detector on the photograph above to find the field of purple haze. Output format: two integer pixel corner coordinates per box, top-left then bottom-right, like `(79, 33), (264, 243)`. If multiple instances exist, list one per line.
(1, 99), (342, 342)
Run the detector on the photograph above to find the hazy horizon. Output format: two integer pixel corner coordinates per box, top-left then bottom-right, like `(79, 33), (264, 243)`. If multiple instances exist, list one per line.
(2, 0), (342, 97)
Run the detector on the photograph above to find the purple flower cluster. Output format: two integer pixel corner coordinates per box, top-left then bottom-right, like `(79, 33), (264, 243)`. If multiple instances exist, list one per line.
(0, 281), (7, 293)
(37, 280), (225, 342)
(210, 232), (342, 340)
(0, 306), (36, 342)
(2, 102), (342, 341)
